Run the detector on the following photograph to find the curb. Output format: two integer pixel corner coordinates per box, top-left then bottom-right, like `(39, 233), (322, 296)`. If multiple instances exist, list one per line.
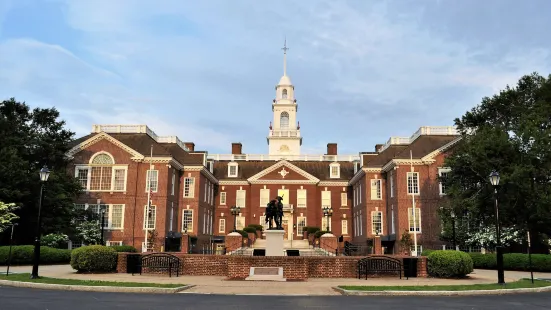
(0, 280), (195, 294)
(332, 285), (551, 296)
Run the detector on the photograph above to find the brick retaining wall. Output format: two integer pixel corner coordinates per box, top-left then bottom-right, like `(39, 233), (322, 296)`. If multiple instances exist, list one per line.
(117, 253), (427, 280)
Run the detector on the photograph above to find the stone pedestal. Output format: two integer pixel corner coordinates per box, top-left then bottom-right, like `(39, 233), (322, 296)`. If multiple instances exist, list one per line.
(264, 230), (285, 256)
(225, 232), (243, 254)
(320, 233), (337, 254)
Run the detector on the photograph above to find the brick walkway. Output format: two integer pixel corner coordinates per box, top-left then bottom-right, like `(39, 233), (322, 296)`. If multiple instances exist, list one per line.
(1, 265), (548, 295)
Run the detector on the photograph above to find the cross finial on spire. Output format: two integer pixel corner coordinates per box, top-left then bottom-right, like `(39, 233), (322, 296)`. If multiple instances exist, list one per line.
(282, 37), (289, 76)
(282, 37), (289, 54)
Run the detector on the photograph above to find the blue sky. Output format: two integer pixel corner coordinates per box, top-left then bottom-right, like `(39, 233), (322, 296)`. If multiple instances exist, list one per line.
(1, 0), (550, 155)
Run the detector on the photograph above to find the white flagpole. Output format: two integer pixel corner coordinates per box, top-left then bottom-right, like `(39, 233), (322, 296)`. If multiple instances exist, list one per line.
(410, 150), (418, 256)
(144, 145), (153, 252)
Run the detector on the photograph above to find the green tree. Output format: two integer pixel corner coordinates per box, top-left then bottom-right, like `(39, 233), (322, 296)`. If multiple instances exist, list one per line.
(0, 98), (82, 244)
(0, 201), (19, 233)
(441, 73), (551, 250)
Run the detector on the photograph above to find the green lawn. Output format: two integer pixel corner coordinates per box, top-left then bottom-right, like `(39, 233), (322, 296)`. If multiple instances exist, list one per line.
(0, 273), (184, 288)
(339, 279), (551, 291)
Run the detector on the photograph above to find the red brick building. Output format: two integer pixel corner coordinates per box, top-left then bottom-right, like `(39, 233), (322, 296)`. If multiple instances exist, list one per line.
(65, 50), (460, 254)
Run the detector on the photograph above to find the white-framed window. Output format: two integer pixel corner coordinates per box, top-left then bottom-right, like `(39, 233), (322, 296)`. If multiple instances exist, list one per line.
(353, 185), (357, 206)
(342, 220), (348, 235)
(359, 182), (362, 203)
(359, 210), (363, 235)
(145, 170), (158, 193)
(204, 181), (208, 202)
(371, 179), (382, 200)
(236, 215), (245, 230)
(171, 170), (176, 195)
(280, 111), (289, 129)
(182, 209), (193, 232)
(143, 205), (156, 229)
(341, 192), (347, 206)
(391, 204), (395, 234)
(219, 219), (226, 233)
(73, 203), (124, 230)
(236, 190), (246, 208)
(322, 216), (332, 231)
(297, 189), (307, 208)
(142, 242), (153, 252)
(407, 172), (419, 195)
(411, 245), (423, 255)
(390, 170), (394, 198)
(207, 161), (214, 173)
(353, 161), (360, 174)
(372, 211), (383, 235)
(209, 183), (214, 205)
(260, 189), (270, 207)
(329, 163), (340, 178)
(228, 162), (238, 178)
(282, 88), (288, 99)
(183, 177), (195, 198)
(354, 213), (358, 237)
(106, 241), (123, 246)
(296, 216), (306, 235)
(321, 191), (331, 208)
(438, 168), (451, 195)
(203, 210), (206, 233)
(220, 192), (227, 205)
(408, 207), (421, 232)
(75, 152), (128, 192)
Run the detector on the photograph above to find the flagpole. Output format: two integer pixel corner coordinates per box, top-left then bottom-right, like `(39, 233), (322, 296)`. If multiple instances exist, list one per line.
(410, 150), (418, 256)
(144, 145), (153, 252)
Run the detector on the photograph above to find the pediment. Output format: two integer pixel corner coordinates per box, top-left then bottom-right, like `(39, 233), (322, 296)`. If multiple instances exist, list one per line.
(66, 132), (145, 160)
(248, 160), (320, 184)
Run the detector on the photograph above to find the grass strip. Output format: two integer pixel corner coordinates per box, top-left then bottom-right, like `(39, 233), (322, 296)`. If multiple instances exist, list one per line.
(0, 273), (183, 288)
(339, 279), (551, 291)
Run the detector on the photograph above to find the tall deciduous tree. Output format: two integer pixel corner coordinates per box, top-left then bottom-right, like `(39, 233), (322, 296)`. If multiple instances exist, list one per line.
(441, 73), (551, 251)
(0, 98), (82, 244)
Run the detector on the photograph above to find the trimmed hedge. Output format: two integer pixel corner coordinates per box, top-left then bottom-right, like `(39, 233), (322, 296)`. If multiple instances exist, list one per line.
(314, 230), (331, 238)
(427, 250), (473, 278)
(247, 224), (263, 231)
(109, 245), (137, 253)
(70, 245), (118, 273)
(235, 230), (249, 238)
(0, 245), (71, 265)
(470, 253), (551, 272)
(243, 227), (257, 233)
(307, 227), (321, 234)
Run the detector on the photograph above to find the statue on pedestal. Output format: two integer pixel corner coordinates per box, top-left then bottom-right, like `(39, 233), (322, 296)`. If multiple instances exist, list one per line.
(265, 196), (284, 230)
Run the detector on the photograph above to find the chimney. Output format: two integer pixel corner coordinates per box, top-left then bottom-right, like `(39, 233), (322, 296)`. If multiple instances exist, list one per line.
(231, 142), (242, 155)
(326, 143), (338, 155)
(375, 144), (384, 152)
(183, 142), (195, 152)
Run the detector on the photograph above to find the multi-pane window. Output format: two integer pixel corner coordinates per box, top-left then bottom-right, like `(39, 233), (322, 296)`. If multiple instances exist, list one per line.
(171, 170), (175, 195)
(372, 211), (382, 235)
(145, 170), (158, 193)
(219, 219), (226, 233)
(297, 189), (307, 208)
(220, 192), (226, 205)
(236, 190), (246, 208)
(106, 241), (122, 246)
(438, 168), (451, 195)
(341, 220), (348, 235)
(228, 163), (238, 177)
(321, 216), (332, 231)
(296, 217), (306, 235)
(73, 203), (124, 229)
(144, 205), (156, 229)
(408, 207), (421, 232)
(77, 169), (88, 188)
(407, 172), (419, 195)
(236, 216), (245, 230)
(371, 179), (382, 200)
(182, 209), (193, 232)
(330, 163), (340, 178)
(77, 153), (128, 192)
(260, 189), (270, 207)
(113, 169), (125, 191)
(390, 170), (394, 198)
(391, 205), (395, 234)
(340, 192), (347, 206)
(184, 177), (195, 197)
(321, 191), (331, 208)
(204, 182), (208, 202)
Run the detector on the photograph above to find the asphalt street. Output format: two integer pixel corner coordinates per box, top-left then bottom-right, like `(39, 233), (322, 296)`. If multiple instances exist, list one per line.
(1, 286), (551, 309)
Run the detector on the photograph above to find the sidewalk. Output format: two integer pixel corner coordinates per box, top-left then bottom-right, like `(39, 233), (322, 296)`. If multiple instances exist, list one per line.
(1, 265), (548, 295)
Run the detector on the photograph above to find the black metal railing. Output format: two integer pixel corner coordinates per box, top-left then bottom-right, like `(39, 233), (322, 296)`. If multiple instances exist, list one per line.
(344, 241), (373, 256)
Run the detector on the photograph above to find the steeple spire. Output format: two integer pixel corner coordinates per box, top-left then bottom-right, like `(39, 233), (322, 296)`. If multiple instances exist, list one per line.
(282, 37), (289, 76)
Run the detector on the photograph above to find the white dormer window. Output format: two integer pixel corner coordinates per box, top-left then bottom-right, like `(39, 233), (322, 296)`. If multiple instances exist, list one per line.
(207, 161), (214, 173)
(329, 163), (340, 179)
(353, 161), (360, 174)
(282, 89), (288, 99)
(228, 162), (238, 178)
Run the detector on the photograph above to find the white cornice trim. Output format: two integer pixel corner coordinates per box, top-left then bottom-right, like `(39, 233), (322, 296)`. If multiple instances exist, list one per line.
(183, 166), (202, 172)
(381, 159), (433, 172)
(348, 170), (365, 185)
(421, 136), (462, 162)
(318, 181), (349, 186)
(218, 180), (250, 186)
(362, 167), (382, 173)
(249, 179), (319, 185)
(247, 160), (320, 183)
(66, 132), (145, 160)
(183, 165), (219, 184)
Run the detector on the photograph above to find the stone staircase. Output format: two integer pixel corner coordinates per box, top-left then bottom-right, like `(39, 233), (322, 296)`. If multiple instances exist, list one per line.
(252, 239), (311, 249)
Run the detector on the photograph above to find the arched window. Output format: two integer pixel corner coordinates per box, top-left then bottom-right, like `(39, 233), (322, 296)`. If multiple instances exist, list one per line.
(280, 111), (289, 129)
(91, 154), (114, 165)
(77, 152), (126, 192)
(282, 89), (288, 99)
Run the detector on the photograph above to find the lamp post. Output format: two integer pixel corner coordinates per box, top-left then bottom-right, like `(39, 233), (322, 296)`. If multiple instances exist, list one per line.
(527, 231), (534, 284)
(322, 206), (333, 232)
(450, 211), (456, 250)
(100, 205), (106, 246)
(231, 206), (241, 232)
(31, 165), (50, 279)
(292, 224), (297, 248)
(489, 170), (505, 284)
(6, 223), (18, 276)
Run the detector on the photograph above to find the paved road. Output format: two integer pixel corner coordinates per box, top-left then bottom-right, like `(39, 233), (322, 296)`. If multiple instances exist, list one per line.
(1, 286), (551, 309)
